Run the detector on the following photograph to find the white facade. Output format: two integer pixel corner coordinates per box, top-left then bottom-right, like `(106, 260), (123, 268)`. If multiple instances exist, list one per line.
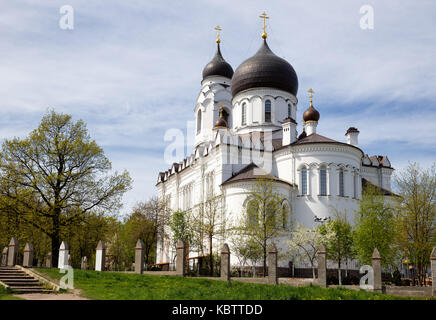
(156, 38), (394, 268)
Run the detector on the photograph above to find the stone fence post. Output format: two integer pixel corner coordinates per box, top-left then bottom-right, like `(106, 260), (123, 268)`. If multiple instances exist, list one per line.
(431, 247), (436, 297)
(46, 252), (53, 268)
(317, 244), (327, 288)
(7, 237), (19, 266)
(1, 247), (8, 266)
(135, 239), (145, 274)
(268, 244), (278, 285)
(81, 256), (88, 270)
(372, 248), (382, 292)
(23, 243), (34, 267)
(176, 239), (187, 277)
(95, 240), (106, 271)
(220, 243), (230, 281)
(58, 241), (69, 269)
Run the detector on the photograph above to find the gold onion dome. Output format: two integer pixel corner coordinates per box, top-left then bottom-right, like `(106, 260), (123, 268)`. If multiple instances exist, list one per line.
(213, 105), (228, 129)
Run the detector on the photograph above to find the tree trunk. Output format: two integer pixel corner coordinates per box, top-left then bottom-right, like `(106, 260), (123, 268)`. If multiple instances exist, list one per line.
(312, 266), (316, 279)
(209, 235), (213, 276)
(51, 234), (59, 268)
(263, 245), (267, 277)
(338, 260), (342, 286)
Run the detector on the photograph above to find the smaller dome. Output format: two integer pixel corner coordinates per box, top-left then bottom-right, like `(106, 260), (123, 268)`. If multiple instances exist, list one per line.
(202, 44), (234, 80)
(303, 106), (320, 122)
(213, 117), (228, 129)
(213, 106), (229, 129)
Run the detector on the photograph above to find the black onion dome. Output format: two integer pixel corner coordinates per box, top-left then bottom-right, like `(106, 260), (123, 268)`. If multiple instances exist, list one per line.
(303, 105), (320, 122)
(231, 40), (298, 97)
(202, 44), (234, 80)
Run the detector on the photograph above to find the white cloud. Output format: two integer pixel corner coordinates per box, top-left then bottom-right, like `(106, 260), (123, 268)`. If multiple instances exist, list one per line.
(0, 0), (435, 215)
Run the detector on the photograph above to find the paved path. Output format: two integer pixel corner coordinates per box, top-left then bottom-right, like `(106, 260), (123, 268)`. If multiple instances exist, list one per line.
(13, 292), (88, 300)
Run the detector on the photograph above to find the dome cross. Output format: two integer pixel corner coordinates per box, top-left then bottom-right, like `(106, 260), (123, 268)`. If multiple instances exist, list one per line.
(259, 11), (269, 39)
(308, 88), (314, 107)
(215, 25), (222, 44)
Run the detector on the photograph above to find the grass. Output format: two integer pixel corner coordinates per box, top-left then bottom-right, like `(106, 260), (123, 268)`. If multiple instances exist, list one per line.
(34, 268), (418, 300)
(0, 286), (23, 300)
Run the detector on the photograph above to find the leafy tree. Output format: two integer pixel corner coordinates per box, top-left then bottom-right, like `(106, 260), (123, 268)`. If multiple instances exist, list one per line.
(288, 223), (322, 279)
(191, 194), (226, 275)
(353, 184), (397, 268)
(231, 234), (263, 277)
(394, 162), (436, 285)
(319, 212), (354, 285)
(121, 197), (170, 267)
(0, 110), (132, 266)
(236, 178), (289, 276)
(170, 210), (191, 249)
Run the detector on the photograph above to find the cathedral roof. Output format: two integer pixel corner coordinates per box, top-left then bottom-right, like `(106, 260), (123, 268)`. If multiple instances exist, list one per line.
(221, 163), (296, 187)
(292, 133), (339, 145)
(231, 39), (298, 97)
(202, 43), (234, 80)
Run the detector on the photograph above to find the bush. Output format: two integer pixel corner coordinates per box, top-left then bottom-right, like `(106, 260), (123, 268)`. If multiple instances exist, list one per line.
(342, 275), (360, 285)
(327, 275), (339, 285)
(392, 270), (402, 286)
(401, 279), (411, 286)
(149, 265), (162, 271)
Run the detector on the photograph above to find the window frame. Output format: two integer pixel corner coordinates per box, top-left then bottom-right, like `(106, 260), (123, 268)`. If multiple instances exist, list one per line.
(265, 100), (272, 122)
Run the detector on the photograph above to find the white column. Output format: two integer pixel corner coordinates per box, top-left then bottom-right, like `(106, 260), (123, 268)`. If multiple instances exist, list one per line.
(58, 241), (69, 269)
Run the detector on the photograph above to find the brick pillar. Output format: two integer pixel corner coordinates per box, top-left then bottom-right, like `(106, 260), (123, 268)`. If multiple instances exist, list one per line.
(268, 244), (278, 285)
(220, 243), (230, 281)
(135, 239), (145, 274)
(431, 247), (436, 297)
(46, 252), (53, 268)
(81, 256), (88, 270)
(58, 241), (69, 269)
(372, 248), (382, 292)
(317, 244), (327, 288)
(1, 247), (8, 266)
(95, 240), (106, 271)
(7, 237), (19, 266)
(23, 242), (34, 267)
(176, 240), (187, 277)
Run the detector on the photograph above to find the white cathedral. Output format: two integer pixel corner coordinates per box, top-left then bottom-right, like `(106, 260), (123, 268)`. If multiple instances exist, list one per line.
(155, 23), (394, 268)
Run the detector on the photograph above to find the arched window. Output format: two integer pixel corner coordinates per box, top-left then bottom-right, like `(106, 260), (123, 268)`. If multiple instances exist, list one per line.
(288, 103), (292, 118)
(241, 103), (247, 125)
(197, 110), (202, 134)
(320, 166), (327, 196)
(265, 100), (271, 122)
(339, 168), (344, 196)
(301, 167), (307, 195)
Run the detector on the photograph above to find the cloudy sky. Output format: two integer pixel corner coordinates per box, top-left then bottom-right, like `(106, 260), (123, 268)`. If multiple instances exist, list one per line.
(1, 1), (435, 215)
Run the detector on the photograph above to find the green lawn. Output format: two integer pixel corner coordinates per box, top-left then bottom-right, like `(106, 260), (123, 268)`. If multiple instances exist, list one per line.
(0, 286), (23, 300)
(33, 268), (418, 300)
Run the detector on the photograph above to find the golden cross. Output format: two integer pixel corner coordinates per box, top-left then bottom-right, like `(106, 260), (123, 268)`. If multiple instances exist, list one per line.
(215, 25), (222, 44)
(259, 11), (269, 39)
(218, 103), (224, 117)
(308, 88), (314, 107)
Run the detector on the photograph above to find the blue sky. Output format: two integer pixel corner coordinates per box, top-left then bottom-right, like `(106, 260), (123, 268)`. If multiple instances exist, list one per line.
(1, 1), (435, 215)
